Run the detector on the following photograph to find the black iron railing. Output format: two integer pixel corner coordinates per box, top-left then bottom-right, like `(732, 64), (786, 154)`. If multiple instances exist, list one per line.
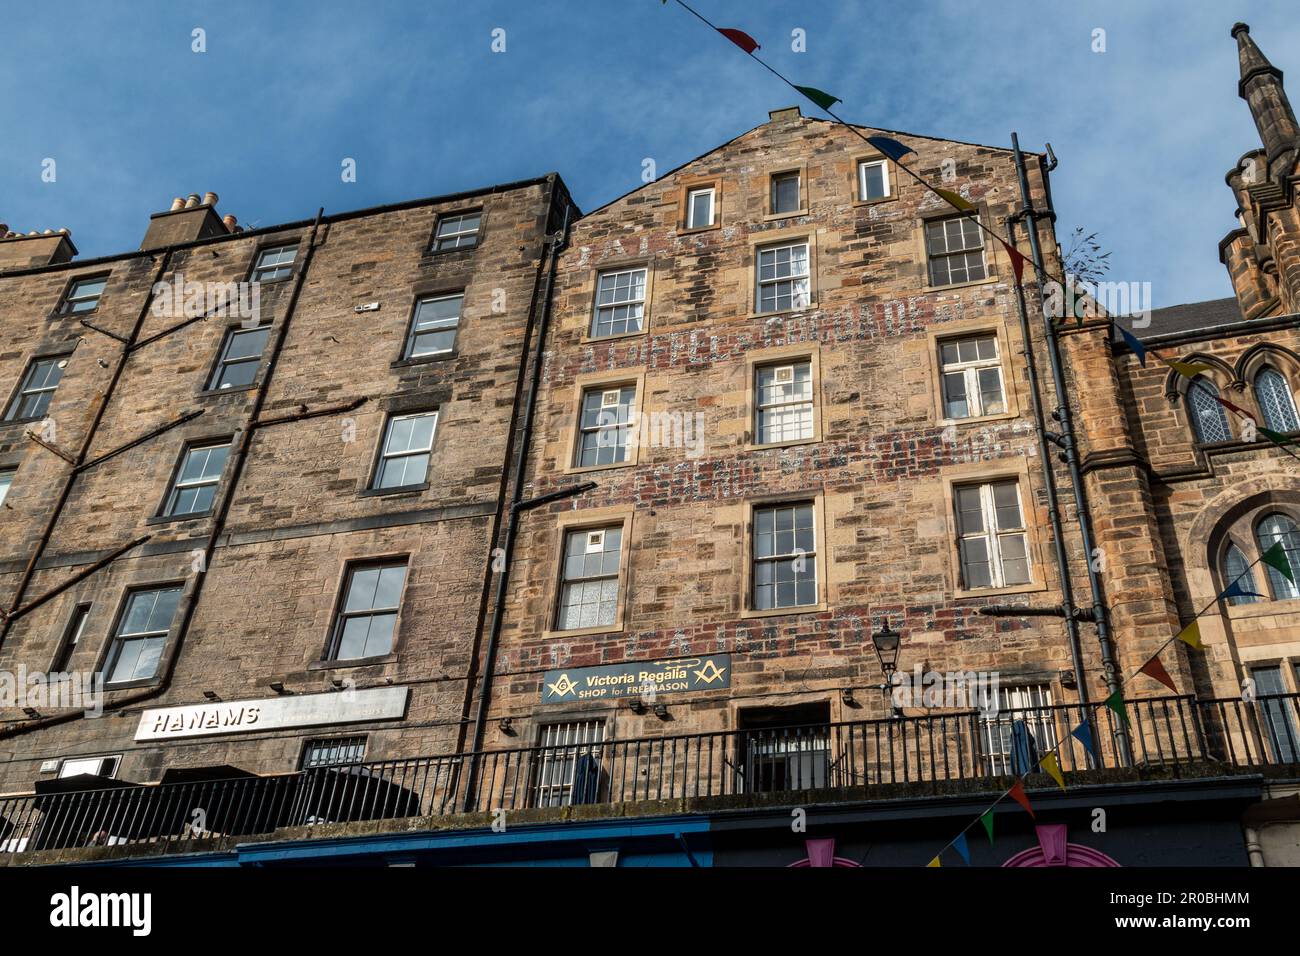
(2, 693), (1297, 858)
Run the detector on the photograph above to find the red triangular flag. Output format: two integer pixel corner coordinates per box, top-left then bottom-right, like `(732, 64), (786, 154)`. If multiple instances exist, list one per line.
(998, 238), (1029, 285)
(1138, 654), (1178, 693)
(717, 28), (760, 54)
(1007, 780), (1035, 818)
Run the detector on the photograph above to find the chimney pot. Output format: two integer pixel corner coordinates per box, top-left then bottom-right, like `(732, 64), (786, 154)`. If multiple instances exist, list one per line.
(203, 191), (219, 207)
(184, 195), (200, 209)
(222, 214), (238, 231)
(170, 197), (185, 212)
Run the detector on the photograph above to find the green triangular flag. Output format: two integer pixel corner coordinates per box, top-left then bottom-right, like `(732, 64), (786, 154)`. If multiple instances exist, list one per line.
(980, 810), (995, 845)
(1104, 689), (1130, 725)
(793, 85), (841, 111)
(1262, 541), (1296, 583)
(1259, 427), (1300, 448)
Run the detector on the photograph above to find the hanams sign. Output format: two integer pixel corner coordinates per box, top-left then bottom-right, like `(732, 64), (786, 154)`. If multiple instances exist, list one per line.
(541, 655), (731, 702)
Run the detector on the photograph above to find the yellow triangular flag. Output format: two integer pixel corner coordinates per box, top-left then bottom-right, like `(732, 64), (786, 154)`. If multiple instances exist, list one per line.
(935, 188), (976, 212)
(1040, 752), (1066, 791)
(927, 855), (941, 867)
(1164, 359), (1212, 379)
(1176, 620), (1202, 650)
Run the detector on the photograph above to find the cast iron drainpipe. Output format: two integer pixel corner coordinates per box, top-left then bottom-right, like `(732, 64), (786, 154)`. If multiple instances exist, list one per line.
(461, 203), (591, 809)
(1001, 216), (1089, 708)
(1009, 133), (1131, 764)
(0, 210), (326, 742)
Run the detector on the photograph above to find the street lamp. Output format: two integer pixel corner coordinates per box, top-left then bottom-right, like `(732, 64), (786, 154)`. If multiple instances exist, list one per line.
(871, 619), (902, 718)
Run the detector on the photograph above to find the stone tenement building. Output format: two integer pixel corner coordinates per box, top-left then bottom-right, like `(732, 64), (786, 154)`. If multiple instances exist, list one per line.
(0, 23), (1297, 867)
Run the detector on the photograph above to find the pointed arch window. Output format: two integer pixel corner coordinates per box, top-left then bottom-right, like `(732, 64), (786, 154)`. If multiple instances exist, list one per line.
(1256, 513), (1300, 600)
(1221, 543), (1262, 605)
(1255, 366), (1300, 433)
(1187, 378), (1232, 444)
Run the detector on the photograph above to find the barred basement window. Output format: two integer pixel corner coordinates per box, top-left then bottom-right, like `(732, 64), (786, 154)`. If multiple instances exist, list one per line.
(591, 268), (647, 338)
(752, 502), (817, 610)
(59, 755), (121, 779)
(925, 215), (987, 286)
(164, 441), (231, 516)
(1187, 378), (1232, 443)
(756, 241), (810, 314)
(329, 561), (408, 661)
(737, 703), (831, 793)
(432, 211), (481, 251)
(210, 326), (270, 390)
(940, 334), (1006, 420)
(104, 586), (182, 685)
(755, 361), (813, 444)
(1255, 366), (1300, 433)
(575, 385), (635, 467)
(858, 159), (889, 201)
(60, 276), (107, 315)
(250, 244), (297, 283)
(532, 720), (605, 807)
(979, 684), (1057, 776)
(5, 355), (68, 421)
(557, 525), (622, 630)
(404, 294), (462, 359)
(373, 411), (437, 490)
(954, 480), (1030, 589)
(301, 736), (367, 769)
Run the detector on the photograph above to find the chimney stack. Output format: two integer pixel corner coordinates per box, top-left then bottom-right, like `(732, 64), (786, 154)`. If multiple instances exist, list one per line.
(140, 190), (231, 250)
(0, 226), (77, 270)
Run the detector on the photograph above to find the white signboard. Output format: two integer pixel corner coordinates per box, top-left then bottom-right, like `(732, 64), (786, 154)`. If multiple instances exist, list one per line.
(135, 686), (409, 741)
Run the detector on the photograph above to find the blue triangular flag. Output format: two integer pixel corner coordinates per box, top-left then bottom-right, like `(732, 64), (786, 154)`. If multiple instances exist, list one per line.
(1070, 721), (1098, 763)
(1116, 324), (1147, 367)
(953, 831), (970, 865)
(1220, 579), (1266, 601)
(866, 135), (916, 163)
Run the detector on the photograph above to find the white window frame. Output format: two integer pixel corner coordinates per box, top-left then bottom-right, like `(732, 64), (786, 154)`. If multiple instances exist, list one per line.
(5, 355), (67, 421)
(857, 159), (890, 201)
(955, 480), (1031, 590)
(556, 525), (623, 631)
(250, 244), (298, 283)
(756, 241), (811, 314)
(939, 334), (1006, 420)
(62, 276), (107, 314)
(686, 187), (716, 229)
(752, 502), (818, 611)
(433, 211), (481, 251)
(164, 441), (231, 516)
(104, 587), (182, 686)
(0, 468), (13, 507)
(575, 385), (635, 467)
(210, 325), (270, 390)
(405, 294), (463, 359)
(59, 756), (121, 779)
(591, 268), (648, 338)
(330, 561), (408, 661)
(374, 411), (438, 490)
(755, 361), (814, 445)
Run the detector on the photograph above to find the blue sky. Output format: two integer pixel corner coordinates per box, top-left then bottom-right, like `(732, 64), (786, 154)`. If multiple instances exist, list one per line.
(2, 0), (1297, 308)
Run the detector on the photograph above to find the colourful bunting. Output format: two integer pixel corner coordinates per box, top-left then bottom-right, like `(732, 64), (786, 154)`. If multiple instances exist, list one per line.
(935, 188), (976, 212)
(1070, 721), (1098, 763)
(1116, 325), (1147, 367)
(1138, 654), (1178, 693)
(1211, 394), (1251, 417)
(1007, 780), (1035, 818)
(794, 85), (841, 111)
(1262, 541), (1296, 583)
(952, 832), (971, 864)
(1104, 689), (1130, 725)
(1040, 753), (1066, 791)
(1175, 620), (1203, 649)
(717, 28), (759, 54)
(1164, 359), (1213, 379)
(927, 855), (941, 868)
(980, 810), (996, 844)
(866, 135), (916, 163)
